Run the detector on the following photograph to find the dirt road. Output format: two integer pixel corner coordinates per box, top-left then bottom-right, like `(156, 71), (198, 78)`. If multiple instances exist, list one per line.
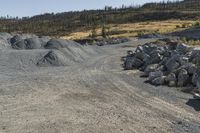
(0, 39), (199, 133)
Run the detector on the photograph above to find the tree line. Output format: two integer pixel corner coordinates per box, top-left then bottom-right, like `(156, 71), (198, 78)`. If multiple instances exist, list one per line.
(0, 0), (200, 36)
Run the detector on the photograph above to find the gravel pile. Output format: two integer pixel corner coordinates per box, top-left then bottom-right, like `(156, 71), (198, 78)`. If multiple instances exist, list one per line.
(123, 40), (200, 91)
(0, 33), (100, 69)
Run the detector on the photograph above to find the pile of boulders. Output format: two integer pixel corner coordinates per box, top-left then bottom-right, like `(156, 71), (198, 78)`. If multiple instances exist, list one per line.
(123, 40), (200, 91)
(95, 38), (129, 46)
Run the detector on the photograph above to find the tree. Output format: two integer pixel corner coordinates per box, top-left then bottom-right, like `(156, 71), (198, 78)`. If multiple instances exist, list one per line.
(91, 25), (97, 38)
(101, 24), (107, 38)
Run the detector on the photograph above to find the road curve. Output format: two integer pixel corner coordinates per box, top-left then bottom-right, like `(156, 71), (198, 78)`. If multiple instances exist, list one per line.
(0, 39), (200, 133)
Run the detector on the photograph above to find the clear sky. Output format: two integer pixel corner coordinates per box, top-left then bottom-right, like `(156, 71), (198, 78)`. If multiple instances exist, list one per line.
(0, 0), (179, 17)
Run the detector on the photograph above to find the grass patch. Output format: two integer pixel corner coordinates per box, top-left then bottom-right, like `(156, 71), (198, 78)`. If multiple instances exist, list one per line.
(61, 20), (195, 40)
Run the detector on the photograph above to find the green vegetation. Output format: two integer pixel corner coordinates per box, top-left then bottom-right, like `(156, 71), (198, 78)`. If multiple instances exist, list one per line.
(0, 0), (200, 37)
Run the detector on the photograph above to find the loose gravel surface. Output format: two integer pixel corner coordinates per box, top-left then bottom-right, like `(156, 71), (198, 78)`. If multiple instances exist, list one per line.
(0, 39), (199, 133)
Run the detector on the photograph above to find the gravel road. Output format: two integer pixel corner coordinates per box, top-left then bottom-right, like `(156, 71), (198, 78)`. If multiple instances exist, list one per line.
(0, 39), (199, 133)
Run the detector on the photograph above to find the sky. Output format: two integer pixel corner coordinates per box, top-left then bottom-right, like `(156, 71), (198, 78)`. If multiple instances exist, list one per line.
(0, 0), (180, 17)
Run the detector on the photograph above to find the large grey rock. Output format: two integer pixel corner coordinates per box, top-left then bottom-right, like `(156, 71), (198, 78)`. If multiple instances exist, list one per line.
(179, 63), (196, 75)
(151, 76), (166, 85)
(135, 45), (143, 53)
(178, 56), (189, 66)
(192, 69), (200, 86)
(190, 49), (200, 66)
(148, 51), (162, 64)
(196, 77), (200, 90)
(134, 52), (146, 61)
(124, 57), (134, 70)
(169, 81), (177, 87)
(142, 43), (158, 54)
(165, 73), (177, 87)
(166, 73), (177, 82)
(124, 57), (143, 70)
(144, 64), (159, 76)
(177, 69), (189, 87)
(165, 58), (180, 72)
(149, 71), (163, 81)
(176, 43), (190, 55)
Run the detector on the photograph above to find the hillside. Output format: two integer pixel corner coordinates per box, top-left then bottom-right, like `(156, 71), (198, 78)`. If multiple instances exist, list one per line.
(142, 0), (200, 11)
(0, 0), (200, 37)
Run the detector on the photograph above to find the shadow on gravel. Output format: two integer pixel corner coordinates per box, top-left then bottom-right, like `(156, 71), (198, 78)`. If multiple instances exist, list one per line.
(144, 80), (160, 87)
(186, 99), (200, 111)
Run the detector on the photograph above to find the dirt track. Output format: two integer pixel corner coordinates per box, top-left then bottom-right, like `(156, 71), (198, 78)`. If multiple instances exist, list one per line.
(0, 39), (200, 133)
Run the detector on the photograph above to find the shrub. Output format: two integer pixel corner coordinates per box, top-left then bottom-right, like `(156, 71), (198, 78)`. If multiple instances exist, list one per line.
(137, 31), (145, 37)
(194, 21), (200, 27)
(176, 25), (181, 28)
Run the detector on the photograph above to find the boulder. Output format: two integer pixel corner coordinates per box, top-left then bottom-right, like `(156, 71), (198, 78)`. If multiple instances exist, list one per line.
(192, 69), (200, 86)
(176, 43), (190, 55)
(169, 81), (177, 87)
(166, 73), (177, 82)
(179, 63), (196, 75)
(177, 69), (189, 87)
(134, 52), (146, 61)
(151, 76), (166, 85)
(135, 45), (143, 53)
(124, 57), (143, 70)
(142, 43), (158, 54)
(124, 57), (135, 70)
(196, 77), (200, 90)
(178, 56), (189, 66)
(165, 59), (180, 72)
(144, 64), (159, 76)
(149, 71), (163, 81)
(148, 51), (162, 64)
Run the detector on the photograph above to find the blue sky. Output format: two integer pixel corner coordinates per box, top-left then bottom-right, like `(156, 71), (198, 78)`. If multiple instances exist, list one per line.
(0, 0), (180, 17)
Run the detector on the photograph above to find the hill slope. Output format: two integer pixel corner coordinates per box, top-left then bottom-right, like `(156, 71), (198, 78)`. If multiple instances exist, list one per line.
(0, 0), (200, 36)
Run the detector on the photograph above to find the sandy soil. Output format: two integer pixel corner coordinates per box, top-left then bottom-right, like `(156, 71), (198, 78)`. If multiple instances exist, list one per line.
(0, 39), (199, 133)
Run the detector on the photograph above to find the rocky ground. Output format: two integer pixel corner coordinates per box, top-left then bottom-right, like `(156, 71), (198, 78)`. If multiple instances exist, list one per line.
(0, 34), (199, 133)
(123, 39), (200, 96)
